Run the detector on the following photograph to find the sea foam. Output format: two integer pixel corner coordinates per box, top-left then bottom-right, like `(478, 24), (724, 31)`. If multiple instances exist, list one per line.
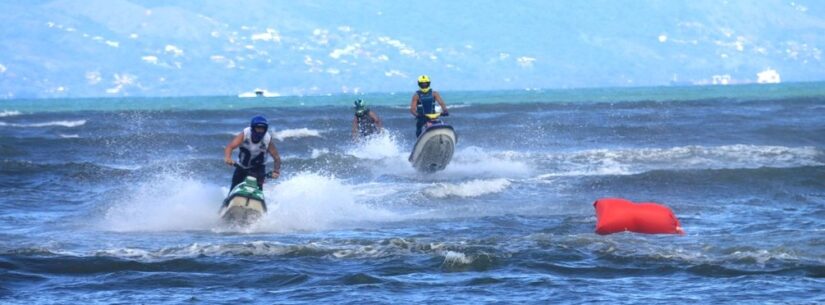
(0, 120), (86, 128)
(273, 128), (323, 141)
(443, 146), (532, 178)
(0, 110), (21, 117)
(423, 178), (511, 198)
(544, 144), (824, 177)
(100, 174), (224, 232)
(346, 131), (403, 160)
(258, 172), (399, 232)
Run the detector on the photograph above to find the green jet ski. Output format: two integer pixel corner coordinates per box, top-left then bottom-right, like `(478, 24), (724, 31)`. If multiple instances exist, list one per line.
(219, 164), (269, 226)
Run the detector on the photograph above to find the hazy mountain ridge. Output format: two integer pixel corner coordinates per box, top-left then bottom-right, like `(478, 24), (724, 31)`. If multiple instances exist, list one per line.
(0, 0), (822, 98)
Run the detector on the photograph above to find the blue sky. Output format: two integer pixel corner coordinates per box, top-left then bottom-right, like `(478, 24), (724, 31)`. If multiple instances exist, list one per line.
(0, 0), (823, 98)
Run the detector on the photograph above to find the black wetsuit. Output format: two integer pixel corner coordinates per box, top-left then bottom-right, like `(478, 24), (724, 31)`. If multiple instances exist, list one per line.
(356, 110), (379, 137)
(231, 166), (265, 190)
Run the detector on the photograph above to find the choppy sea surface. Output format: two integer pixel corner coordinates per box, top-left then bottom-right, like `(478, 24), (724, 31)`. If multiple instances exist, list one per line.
(1, 84), (824, 304)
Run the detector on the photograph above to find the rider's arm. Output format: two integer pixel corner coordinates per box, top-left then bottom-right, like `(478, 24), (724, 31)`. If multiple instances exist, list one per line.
(267, 142), (281, 179)
(352, 116), (359, 139)
(223, 132), (244, 165)
(434, 91), (448, 113)
(409, 94), (420, 117)
(370, 111), (383, 131)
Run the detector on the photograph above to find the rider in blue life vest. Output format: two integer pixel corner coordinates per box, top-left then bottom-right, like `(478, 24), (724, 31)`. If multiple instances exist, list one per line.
(351, 99), (383, 141)
(223, 115), (281, 190)
(409, 75), (449, 137)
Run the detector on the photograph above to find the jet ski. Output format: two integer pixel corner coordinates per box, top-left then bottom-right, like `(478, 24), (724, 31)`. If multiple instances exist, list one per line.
(409, 113), (457, 172)
(219, 164), (269, 226)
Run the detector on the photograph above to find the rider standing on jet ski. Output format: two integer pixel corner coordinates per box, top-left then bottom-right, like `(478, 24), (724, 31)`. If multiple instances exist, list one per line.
(410, 75), (449, 137)
(223, 115), (281, 190)
(351, 99), (383, 141)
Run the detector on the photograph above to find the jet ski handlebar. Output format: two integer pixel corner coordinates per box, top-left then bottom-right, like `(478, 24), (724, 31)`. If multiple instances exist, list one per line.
(232, 163), (275, 178)
(423, 112), (449, 120)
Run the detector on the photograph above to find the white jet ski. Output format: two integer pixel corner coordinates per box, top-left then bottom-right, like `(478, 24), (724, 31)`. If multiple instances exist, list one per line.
(219, 164), (269, 226)
(409, 113), (457, 173)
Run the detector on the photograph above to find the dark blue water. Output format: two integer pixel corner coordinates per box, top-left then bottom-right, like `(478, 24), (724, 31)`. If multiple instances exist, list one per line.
(1, 86), (824, 304)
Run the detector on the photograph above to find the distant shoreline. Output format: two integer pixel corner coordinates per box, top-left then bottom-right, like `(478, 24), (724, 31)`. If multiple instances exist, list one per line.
(2, 81), (824, 113)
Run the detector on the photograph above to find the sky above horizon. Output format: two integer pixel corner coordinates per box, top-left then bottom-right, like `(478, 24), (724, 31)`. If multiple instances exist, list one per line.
(1, 0), (824, 99)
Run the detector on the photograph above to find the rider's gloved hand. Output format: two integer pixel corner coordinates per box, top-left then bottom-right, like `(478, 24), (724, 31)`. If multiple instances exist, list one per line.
(442, 111), (449, 117)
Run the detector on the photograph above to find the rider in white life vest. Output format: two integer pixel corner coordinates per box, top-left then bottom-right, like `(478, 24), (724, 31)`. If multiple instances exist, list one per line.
(223, 115), (281, 190)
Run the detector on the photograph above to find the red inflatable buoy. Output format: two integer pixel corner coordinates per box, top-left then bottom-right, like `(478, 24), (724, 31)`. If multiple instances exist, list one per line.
(593, 198), (684, 235)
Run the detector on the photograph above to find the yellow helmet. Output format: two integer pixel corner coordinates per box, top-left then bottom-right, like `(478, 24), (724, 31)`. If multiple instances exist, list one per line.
(417, 75), (431, 92)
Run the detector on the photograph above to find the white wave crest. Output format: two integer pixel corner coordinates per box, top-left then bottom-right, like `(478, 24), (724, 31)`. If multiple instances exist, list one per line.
(89, 239), (475, 262)
(310, 148), (330, 159)
(444, 146), (532, 178)
(443, 104), (471, 109)
(0, 120), (86, 128)
(543, 144), (824, 177)
(442, 250), (474, 266)
(387, 104), (471, 110)
(424, 178), (511, 198)
(31, 120), (87, 127)
(729, 249), (800, 265)
(95, 241), (311, 260)
(0, 110), (21, 117)
(59, 134), (80, 138)
(273, 128), (322, 141)
(95, 248), (153, 259)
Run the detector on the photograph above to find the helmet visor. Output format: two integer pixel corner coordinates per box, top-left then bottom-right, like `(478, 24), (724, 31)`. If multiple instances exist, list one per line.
(418, 81), (430, 89)
(252, 123), (268, 132)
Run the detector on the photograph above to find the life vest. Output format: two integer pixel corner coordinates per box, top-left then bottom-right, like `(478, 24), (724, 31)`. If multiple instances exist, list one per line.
(416, 90), (436, 115)
(237, 127), (272, 169)
(356, 110), (378, 136)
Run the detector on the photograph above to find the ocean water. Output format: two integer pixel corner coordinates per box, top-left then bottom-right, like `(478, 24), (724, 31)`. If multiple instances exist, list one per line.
(1, 84), (824, 304)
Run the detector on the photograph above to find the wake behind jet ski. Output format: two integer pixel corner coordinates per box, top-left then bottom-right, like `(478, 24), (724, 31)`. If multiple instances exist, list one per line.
(409, 112), (457, 172)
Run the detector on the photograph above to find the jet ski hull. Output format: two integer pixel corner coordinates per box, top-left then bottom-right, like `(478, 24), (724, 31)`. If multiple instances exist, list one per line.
(220, 176), (267, 226)
(409, 125), (456, 172)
